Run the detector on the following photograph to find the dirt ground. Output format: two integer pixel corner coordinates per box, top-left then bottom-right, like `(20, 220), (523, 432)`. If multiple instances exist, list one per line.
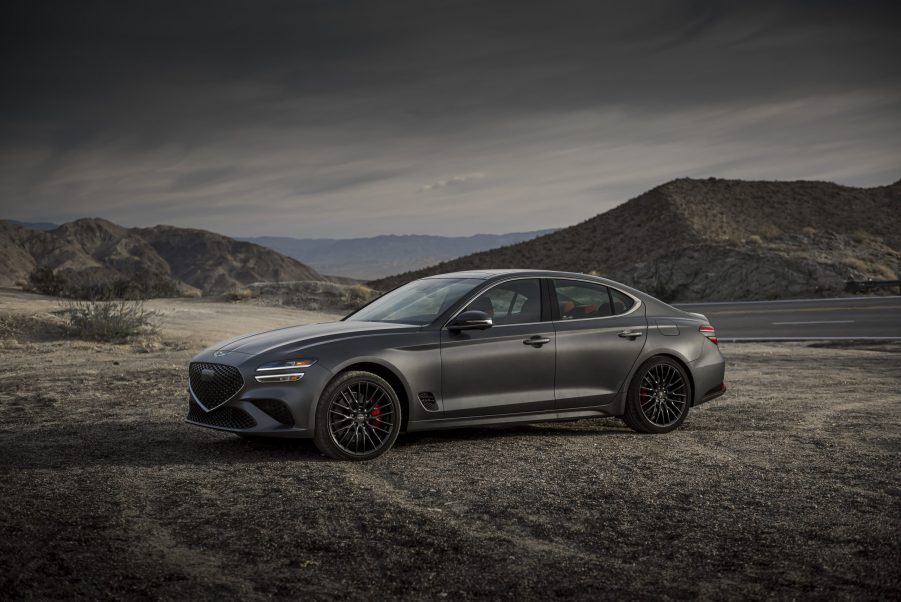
(0, 289), (898, 600)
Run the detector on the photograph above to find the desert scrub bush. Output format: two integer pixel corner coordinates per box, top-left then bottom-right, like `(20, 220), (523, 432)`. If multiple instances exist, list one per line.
(746, 234), (763, 246)
(222, 287), (257, 302)
(61, 298), (160, 342)
(28, 266), (69, 296)
(342, 284), (378, 309)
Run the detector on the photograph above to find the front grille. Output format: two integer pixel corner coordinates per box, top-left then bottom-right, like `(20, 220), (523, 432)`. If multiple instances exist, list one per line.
(252, 399), (295, 426)
(418, 392), (439, 412)
(189, 362), (244, 410)
(187, 400), (256, 430)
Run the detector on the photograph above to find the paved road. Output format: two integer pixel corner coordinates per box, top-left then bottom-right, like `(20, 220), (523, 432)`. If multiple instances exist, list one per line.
(675, 296), (901, 341)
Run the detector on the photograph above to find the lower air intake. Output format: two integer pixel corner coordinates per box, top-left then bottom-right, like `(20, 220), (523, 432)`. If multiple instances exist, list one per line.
(187, 400), (256, 430)
(418, 392), (439, 412)
(252, 399), (295, 426)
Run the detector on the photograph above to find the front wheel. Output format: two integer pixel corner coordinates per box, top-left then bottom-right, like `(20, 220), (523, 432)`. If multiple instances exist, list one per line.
(313, 371), (402, 460)
(622, 357), (691, 433)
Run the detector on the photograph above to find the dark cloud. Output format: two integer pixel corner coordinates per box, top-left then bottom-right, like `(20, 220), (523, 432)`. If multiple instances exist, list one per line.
(1, 1), (899, 236)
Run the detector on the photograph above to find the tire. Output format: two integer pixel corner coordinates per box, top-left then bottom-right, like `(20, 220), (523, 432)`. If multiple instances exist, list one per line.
(622, 356), (692, 434)
(313, 370), (402, 461)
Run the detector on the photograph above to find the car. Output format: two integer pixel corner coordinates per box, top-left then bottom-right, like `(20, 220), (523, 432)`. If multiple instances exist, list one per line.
(185, 270), (726, 460)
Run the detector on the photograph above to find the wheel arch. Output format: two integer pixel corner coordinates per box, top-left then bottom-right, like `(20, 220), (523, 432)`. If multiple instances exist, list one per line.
(329, 360), (412, 432)
(625, 351), (696, 407)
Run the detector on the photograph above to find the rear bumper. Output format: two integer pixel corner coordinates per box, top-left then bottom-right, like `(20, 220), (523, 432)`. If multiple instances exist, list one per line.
(695, 382), (726, 406)
(689, 344), (726, 406)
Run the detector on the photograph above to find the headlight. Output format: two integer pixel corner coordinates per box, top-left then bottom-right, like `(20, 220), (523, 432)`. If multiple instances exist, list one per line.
(255, 372), (304, 384)
(256, 359), (317, 372)
(254, 359), (316, 383)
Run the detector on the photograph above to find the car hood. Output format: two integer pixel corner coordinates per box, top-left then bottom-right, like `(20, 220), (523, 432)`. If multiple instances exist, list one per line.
(207, 320), (420, 356)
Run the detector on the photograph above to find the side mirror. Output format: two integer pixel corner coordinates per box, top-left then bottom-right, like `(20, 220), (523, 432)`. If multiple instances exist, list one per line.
(449, 310), (493, 331)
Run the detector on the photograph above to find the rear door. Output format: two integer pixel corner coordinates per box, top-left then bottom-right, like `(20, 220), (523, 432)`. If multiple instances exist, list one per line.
(550, 279), (647, 409)
(440, 278), (556, 418)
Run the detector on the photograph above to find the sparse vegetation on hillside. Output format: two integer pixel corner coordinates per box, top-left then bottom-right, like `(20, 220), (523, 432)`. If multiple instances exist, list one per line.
(239, 280), (379, 312)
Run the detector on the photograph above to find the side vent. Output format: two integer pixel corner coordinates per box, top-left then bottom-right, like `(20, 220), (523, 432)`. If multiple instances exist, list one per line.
(418, 392), (439, 412)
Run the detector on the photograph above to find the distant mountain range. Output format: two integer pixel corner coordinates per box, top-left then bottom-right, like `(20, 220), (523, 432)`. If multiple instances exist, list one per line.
(0, 219), (322, 296)
(371, 178), (901, 301)
(7, 177), (899, 302)
(239, 230), (558, 279)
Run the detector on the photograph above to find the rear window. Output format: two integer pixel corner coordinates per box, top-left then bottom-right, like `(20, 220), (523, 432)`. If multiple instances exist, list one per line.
(553, 280), (612, 320)
(610, 288), (635, 315)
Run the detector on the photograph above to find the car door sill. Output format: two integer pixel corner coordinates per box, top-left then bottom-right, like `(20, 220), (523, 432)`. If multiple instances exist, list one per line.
(405, 407), (617, 432)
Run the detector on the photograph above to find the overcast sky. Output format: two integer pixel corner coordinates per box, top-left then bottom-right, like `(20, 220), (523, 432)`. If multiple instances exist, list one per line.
(1, 0), (899, 238)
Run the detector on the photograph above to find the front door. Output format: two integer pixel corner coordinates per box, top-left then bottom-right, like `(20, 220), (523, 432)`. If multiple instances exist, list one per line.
(550, 279), (647, 409)
(441, 278), (555, 418)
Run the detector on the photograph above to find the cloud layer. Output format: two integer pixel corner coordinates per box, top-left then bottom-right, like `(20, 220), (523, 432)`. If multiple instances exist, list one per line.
(1, 0), (899, 237)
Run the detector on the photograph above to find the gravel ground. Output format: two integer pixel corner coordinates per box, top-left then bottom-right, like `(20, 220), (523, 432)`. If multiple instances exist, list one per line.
(0, 290), (899, 600)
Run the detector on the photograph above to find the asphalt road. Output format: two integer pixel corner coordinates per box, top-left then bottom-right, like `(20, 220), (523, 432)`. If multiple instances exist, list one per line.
(675, 295), (901, 341)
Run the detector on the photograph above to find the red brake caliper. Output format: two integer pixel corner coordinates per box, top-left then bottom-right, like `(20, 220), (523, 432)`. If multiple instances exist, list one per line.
(370, 402), (382, 428)
(639, 387), (650, 408)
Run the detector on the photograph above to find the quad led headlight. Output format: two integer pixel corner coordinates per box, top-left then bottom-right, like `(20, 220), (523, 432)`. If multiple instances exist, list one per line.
(254, 359), (316, 383)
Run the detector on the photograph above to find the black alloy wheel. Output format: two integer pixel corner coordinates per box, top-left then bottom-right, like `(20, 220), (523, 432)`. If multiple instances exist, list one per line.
(623, 356), (691, 433)
(314, 371), (401, 460)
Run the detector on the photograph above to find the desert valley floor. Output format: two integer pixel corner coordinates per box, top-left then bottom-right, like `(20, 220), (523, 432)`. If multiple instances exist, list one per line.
(0, 289), (898, 599)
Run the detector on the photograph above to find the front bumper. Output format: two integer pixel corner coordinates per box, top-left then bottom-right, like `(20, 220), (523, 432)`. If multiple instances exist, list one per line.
(184, 354), (333, 438)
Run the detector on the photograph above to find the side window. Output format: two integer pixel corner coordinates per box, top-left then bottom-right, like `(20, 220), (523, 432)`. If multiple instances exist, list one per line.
(610, 288), (635, 315)
(553, 280), (612, 320)
(465, 279), (541, 325)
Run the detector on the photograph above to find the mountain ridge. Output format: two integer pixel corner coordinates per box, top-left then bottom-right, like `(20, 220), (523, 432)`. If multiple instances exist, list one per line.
(0, 218), (324, 296)
(369, 177), (901, 301)
(240, 229), (559, 279)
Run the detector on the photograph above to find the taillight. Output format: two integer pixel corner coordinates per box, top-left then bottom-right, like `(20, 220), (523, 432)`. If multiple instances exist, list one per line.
(699, 324), (717, 345)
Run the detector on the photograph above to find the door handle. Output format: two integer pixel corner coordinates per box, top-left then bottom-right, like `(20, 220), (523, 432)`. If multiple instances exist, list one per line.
(618, 330), (644, 339)
(523, 336), (551, 347)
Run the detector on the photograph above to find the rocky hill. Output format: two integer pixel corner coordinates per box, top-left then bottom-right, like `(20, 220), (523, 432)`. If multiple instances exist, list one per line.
(241, 230), (557, 279)
(0, 218), (323, 297)
(370, 178), (901, 301)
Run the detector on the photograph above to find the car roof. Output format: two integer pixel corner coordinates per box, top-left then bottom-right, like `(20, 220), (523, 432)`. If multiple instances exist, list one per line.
(423, 269), (604, 280)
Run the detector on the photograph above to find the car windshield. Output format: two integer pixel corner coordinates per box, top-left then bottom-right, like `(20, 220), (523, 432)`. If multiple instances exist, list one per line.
(346, 278), (481, 325)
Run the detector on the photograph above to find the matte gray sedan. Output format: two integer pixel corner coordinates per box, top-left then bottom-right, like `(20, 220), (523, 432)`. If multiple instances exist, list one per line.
(186, 270), (726, 460)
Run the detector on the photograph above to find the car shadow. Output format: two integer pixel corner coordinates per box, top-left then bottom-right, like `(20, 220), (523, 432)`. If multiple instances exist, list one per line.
(0, 417), (635, 470)
(395, 420), (634, 448)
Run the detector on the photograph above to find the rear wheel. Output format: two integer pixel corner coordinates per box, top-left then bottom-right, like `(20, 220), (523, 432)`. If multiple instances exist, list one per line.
(623, 356), (691, 433)
(313, 371), (402, 460)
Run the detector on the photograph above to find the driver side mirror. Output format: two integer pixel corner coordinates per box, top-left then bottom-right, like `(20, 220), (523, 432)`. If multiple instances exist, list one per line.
(449, 310), (493, 331)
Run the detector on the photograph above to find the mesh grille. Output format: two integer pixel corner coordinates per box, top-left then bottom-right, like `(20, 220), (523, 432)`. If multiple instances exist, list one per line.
(189, 362), (244, 410)
(418, 392), (439, 412)
(252, 399), (295, 426)
(186, 400), (256, 430)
